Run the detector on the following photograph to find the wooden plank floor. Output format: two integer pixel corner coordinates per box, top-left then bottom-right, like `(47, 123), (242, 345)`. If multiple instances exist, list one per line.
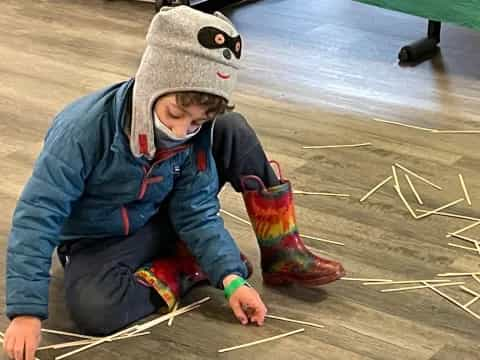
(1, 0), (480, 359)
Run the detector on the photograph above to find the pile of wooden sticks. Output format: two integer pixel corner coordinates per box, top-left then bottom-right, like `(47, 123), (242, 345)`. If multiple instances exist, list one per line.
(359, 162), (471, 216)
(352, 162), (480, 320)
(34, 297), (210, 360)
(343, 273), (480, 320)
(360, 162), (479, 255)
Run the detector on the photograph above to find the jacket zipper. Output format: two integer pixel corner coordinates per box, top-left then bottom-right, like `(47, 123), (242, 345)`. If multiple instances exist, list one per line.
(138, 175), (164, 200)
(136, 145), (189, 202)
(138, 164), (165, 200)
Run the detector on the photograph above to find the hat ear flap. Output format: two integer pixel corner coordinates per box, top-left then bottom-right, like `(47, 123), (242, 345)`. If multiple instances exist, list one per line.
(214, 11), (234, 26)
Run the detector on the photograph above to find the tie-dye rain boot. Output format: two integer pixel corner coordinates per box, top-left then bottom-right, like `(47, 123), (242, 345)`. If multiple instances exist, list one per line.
(241, 163), (345, 286)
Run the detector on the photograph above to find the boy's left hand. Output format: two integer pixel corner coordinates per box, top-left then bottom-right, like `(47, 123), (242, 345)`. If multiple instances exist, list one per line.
(223, 275), (267, 326)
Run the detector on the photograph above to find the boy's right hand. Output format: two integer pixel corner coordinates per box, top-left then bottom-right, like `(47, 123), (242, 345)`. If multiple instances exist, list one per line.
(223, 275), (267, 326)
(3, 316), (41, 360)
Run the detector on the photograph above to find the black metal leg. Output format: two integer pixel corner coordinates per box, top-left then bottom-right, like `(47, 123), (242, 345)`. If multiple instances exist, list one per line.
(398, 20), (441, 62)
(155, 0), (164, 12)
(155, 0), (191, 12)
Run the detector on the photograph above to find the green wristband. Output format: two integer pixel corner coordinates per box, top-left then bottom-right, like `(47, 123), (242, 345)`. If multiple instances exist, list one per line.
(224, 277), (250, 300)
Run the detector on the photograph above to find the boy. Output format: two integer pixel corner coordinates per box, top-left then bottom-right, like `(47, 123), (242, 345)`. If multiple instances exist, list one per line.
(3, 6), (344, 360)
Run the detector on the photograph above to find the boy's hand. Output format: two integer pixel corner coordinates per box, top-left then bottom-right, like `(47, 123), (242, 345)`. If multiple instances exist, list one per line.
(223, 275), (267, 326)
(3, 316), (41, 360)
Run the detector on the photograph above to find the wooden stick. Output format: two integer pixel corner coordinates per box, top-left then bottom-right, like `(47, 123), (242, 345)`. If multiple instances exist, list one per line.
(265, 314), (325, 329)
(38, 332), (150, 351)
(392, 166), (400, 188)
(168, 302), (179, 327)
(404, 174), (423, 205)
(421, 282), (480, 320)
(449, 233), (480, 244)
(0, 331), (41, 360)
(415, 210), (480, 222)
(341, 277), (393, 282)
(293, 190), (350, 197)
(434, 130), (480, 134)
(302, 143), (372, 149)
(447, 221), (480, 238)
(394, 184), (418, 219)
(55, 298), (209, 360)
(220, 209), (251, 225)
(394, 163), (442, 190)
(460, 286), (480, 298)
(437, 272), (480, 277)
(40, 340), (101, 351)
(359, 176), (392, 203)
(448, 243), (478, 252)
(464, 297), (480, 308)
(472, 274), (480, 286)
(459, 174), (472, 206)
(471, 241), (480, 256)
(129, 297), (210, 335)
(371, 118), (435, 132)
(301, 234), (345, 246)
(449, 234), (480, 255)
(416, 199), (464, 220)
(41, 329), (98, 340)
(381, 281), (465, 293)
(54, 327), (138, 359)
(218, 328), (305, 353)
(363, 279), (451, 286)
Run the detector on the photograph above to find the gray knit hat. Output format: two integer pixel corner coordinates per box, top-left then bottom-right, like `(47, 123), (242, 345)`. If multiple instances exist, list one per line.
(131, 6), (243, 158)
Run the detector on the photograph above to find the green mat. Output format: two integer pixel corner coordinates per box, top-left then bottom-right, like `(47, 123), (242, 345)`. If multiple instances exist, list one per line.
(354, 0), (480, 30)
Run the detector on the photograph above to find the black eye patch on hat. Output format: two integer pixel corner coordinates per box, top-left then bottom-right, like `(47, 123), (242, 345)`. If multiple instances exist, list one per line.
(197, 26), (242, 60)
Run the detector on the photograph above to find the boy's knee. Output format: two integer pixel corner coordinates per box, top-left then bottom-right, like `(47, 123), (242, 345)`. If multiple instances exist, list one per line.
(66, 283), (128, 335)
(214, 112), (253, 137)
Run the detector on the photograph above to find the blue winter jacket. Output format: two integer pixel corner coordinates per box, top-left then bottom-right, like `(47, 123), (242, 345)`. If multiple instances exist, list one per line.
(6, 79), (248, 320)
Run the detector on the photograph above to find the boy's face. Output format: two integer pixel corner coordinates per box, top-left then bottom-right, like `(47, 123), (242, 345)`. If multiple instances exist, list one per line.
(154, 94), (210, 138)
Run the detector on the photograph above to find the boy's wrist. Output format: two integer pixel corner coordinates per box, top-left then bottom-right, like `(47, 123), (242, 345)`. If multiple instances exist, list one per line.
(223, 275), (252, 300)
(222, 274), (241, 288)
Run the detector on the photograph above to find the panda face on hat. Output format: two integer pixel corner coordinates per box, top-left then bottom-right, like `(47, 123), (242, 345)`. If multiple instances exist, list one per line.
(198, 26), (242, 60)
(145, 6), (243, 82)
(197, 26), (242, 80)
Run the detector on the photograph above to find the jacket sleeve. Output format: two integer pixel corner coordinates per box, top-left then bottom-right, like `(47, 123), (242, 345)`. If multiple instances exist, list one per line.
(6, 123), (96, 320)
(168, 142), (248, 289)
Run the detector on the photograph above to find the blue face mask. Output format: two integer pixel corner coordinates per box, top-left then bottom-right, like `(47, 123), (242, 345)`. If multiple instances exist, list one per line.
(153, 111), (202, 149)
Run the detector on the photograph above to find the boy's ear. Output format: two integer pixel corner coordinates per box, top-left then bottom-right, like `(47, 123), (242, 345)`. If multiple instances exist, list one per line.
(214, 11), (234, 26)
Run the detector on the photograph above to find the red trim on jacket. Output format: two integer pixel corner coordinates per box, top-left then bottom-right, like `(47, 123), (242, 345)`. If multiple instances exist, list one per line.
(138, 134), (149, 155)
(153, 144), (189, 162)
(196, 150), (207, 172)
(121, 206), (130, 235)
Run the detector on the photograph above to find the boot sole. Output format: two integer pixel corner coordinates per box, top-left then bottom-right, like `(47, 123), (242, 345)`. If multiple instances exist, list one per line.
(263, 270), (345, 287)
